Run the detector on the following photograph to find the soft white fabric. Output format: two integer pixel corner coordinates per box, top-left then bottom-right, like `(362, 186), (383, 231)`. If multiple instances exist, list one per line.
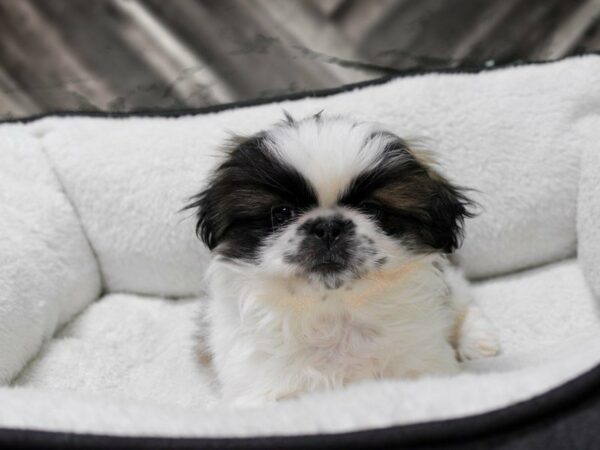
(0, 125), (101, 384)
(0, 55), (599, 438)
(3, 259), (600, 438)
(26, 118), (211, 297)
(578, 138), (600, 298)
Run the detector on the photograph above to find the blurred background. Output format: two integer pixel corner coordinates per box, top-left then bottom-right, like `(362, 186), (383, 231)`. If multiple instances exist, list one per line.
(1, 0), (599, 119)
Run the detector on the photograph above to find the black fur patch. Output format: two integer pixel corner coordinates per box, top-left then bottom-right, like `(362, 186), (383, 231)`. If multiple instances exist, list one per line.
(185, 134), (317, 260)
(339, 135), (474, 253)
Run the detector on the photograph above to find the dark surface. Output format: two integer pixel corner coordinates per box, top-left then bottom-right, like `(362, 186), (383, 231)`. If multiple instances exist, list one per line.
(1, 0), (599, 119)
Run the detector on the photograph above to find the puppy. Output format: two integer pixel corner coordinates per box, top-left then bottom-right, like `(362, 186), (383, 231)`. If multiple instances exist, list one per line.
(188, 113), (500, 405)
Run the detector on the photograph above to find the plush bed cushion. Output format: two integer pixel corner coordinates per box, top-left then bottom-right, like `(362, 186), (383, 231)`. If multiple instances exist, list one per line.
(3, 258), (599, 437)
(0, 126), (101, 384)
(579, 141), (600, 299)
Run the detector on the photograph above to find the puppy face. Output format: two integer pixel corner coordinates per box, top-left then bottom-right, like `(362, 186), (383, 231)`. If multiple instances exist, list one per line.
(189, 115), (472, 289)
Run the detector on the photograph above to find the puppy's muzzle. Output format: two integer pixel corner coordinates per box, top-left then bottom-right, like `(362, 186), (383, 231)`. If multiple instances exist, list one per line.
(295, 215), (356, 274)
(307, 216), (353, 248)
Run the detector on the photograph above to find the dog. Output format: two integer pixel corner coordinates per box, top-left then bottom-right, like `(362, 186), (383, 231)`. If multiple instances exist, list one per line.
(187, 113), (500, 406)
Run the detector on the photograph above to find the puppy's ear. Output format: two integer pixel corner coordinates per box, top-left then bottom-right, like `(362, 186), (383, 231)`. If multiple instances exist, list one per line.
(184, 134), (273, 252)
(421, 172), (475, 253)
(185, 182), (224, 250)
(184, 135), (258, 251)
(408, 148), (475, 253)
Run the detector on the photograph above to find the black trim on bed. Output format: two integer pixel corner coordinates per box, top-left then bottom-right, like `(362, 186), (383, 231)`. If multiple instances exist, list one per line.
(3, 360), (600, 449)
(1, 52), (599, 449)
(0, 51), (597, 126)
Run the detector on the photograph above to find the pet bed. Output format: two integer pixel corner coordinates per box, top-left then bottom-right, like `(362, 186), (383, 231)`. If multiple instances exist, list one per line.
(1, 54), (599, 449)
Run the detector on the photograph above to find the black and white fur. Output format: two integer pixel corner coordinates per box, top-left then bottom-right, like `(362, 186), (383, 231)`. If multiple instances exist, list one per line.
(188, 114), (500, 405)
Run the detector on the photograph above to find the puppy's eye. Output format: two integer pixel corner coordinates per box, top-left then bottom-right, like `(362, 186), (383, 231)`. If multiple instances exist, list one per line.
(358, 200), (382, 218)
(271, 205), (296, 226)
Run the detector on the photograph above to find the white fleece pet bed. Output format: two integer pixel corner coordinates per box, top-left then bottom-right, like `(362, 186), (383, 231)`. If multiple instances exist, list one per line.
(1, 55), (600, 447)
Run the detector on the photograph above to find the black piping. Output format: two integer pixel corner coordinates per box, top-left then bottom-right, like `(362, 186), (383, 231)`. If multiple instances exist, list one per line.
(0, 51), (597, 125)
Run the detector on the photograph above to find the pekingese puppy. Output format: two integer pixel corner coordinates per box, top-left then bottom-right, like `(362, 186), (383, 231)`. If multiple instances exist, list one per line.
(188, 113), (500, 406)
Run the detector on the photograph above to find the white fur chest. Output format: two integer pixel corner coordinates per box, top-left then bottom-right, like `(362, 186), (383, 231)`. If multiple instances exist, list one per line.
(206, 259), (459, 402)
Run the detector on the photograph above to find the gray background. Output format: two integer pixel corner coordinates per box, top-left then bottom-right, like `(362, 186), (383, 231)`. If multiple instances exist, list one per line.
(1, 0), (599, 119)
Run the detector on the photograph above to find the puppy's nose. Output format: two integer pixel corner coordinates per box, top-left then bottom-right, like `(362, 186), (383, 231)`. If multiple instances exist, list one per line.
(310, 217), (352, 246)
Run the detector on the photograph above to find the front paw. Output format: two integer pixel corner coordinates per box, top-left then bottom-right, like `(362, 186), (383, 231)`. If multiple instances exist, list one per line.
(457, 306), (501, 361)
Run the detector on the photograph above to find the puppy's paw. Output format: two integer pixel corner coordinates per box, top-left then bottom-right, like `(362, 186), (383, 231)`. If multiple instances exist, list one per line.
(457, 306), (501, 361)
(458, 327), (501, 360)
